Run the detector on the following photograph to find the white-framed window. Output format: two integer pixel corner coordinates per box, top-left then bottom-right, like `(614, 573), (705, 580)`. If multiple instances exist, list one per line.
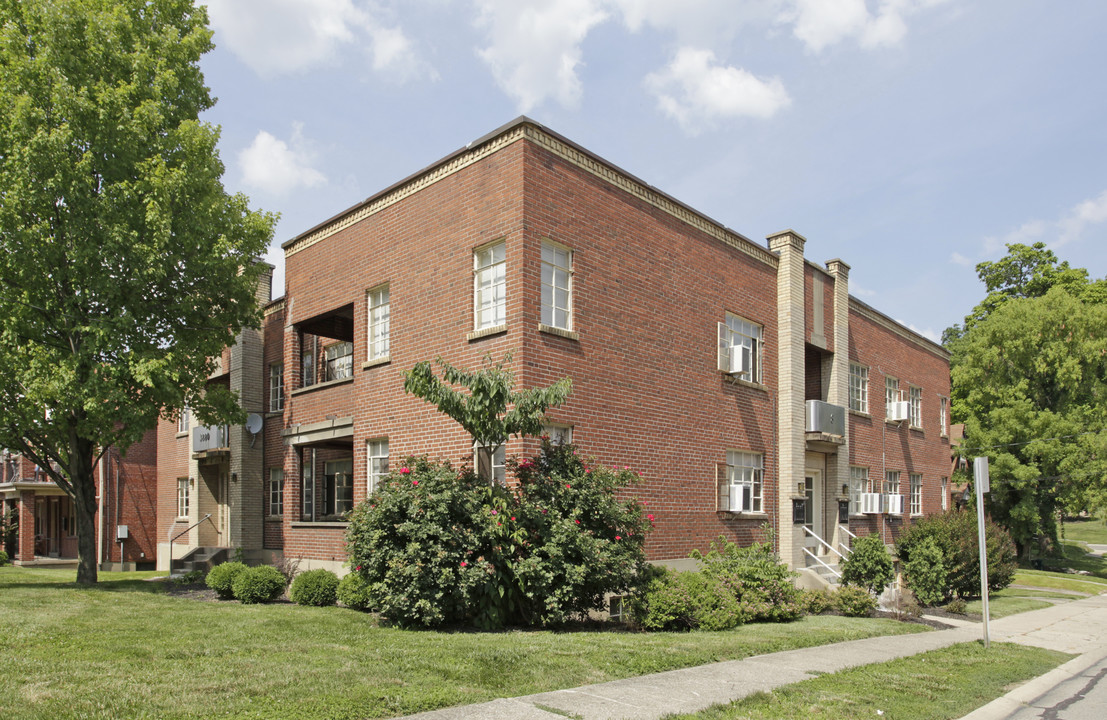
(849, 363), (869, 413)
(885, 470), (902, 514)
(717, 313), (762, 383)
(541, 241), (572, 330)
(269, 468), (284, 516)
(541, 424), (573, 446)
(885, 377), (900, 420)
(941, 476), (949, 511)
(909, 473), (922, 515)
(367, 439), (388, 494)
(176, 478), (189, 519)
(718, 451), (763, 513)
(909, 386), (923, 428)
(301, 448), (315, 521)
(474, 241), (506, 330)
(849, 466), (871, 515)
(367, 285), (390, 361)
(269, 363), (284, 412)
(302, 347), (315, 388)
(177, 406), (190, 434)
(474, 441), (506, 485)
(324, 342), (353, 381)
(939, 396), (948, 436)
(322, 459), (353, 519)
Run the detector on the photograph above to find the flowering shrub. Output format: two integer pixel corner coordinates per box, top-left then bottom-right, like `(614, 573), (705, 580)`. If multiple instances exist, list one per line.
(693, 534), (803, 623)
(344, 440), (651, 628)
(799, 588), (834, 615)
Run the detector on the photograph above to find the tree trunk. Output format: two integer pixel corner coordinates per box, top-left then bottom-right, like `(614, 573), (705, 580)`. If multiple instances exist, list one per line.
(71, 439), (99, 585)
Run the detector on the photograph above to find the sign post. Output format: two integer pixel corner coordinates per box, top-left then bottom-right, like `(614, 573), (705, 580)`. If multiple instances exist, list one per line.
(973, 456), (991, 648)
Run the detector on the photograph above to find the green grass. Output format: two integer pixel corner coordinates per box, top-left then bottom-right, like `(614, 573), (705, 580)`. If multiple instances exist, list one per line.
(0, 567), (928, 720)
(1060, 516), (1107, 545)
(664, 642), (1072, 720)
(964, 594), (1052, 619)
(1015, 569), (1107, 593)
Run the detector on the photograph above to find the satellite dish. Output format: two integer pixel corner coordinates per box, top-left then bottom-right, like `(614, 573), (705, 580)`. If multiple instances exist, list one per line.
(245, 413), (263, 434)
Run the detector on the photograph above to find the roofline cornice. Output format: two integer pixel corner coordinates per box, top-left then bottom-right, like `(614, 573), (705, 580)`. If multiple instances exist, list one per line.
(848, 296), (951, 360)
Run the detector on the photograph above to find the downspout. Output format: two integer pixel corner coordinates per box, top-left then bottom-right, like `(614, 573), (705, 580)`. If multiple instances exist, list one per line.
(96, 453), (105, 567)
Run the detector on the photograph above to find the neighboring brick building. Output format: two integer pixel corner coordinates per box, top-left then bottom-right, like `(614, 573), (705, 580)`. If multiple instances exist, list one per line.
(260, 117), (952, 581)
(0, 429), (159, 570)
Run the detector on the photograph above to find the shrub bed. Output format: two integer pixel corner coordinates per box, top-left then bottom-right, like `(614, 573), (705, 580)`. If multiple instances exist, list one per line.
(896, 509), (1018, 601)
(206, 561), (247, 600)
(290, 569), (339, 607)
(835, 585), (878, 617)
(232, 565), (286, 604)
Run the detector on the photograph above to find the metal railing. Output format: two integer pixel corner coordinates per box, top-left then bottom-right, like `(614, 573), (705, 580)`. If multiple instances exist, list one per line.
(802, 547), (842, 578)
(168, 513), (211, 575)
(838, 524), (857, 556)
(802, 525), (847, 561)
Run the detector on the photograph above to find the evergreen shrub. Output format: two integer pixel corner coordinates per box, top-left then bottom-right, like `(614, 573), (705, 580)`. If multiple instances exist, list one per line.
(205, 561), (247, 600)
(903, 536), (948, 606)
(336, 571), (374, 611)
(841, 534), (894, 594)
(896, 509), (1017, 599)
(232, 565), (286, 604)
(289, 568), (339, 607)
(835, 585), (878, 617)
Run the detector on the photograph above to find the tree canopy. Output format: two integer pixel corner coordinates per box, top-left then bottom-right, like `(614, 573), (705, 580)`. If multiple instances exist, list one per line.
(0, 0), (275, 583)
(949, 244), (1107, 558)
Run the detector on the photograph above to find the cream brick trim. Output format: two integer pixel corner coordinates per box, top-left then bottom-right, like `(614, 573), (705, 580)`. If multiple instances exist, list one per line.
(264, 299), (285, 317)
(849, 298), (951, 359)
(284, 123), (778, 269)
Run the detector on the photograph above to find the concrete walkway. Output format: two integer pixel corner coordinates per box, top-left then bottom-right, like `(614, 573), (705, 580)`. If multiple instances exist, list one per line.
(394, 594), (1107, 720)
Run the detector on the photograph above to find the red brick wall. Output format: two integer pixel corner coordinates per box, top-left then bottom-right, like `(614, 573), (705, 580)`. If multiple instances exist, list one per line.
(847, 304), (951, 544)
(101, 429), (159, 564)
(156, 410), (192, 548)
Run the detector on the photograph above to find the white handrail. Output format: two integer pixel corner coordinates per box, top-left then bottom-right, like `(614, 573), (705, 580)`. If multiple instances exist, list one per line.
(802, 525), (845, 560)
(839, 524), (858, 540)
(802, 547), (842, 578)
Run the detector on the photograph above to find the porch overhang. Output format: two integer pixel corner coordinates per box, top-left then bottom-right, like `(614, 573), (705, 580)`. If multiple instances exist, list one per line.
(282, 416), (354, 447)
(1, 480), (68, 498)
(805, 433), (845, 453)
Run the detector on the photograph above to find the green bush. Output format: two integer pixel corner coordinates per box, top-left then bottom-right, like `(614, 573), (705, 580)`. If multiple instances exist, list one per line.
(896, 509), (1018, 599)
(336, 571), (374, 611)
(799, 588), (834, 615)
(0, 549), (9, 566)
(289, 569), (339, 607)
(627, 569), (743, 631)
(173, 568), (205, 585)
(205, 561), (247, 600)
(344, 441), (652, 629)
(903, 536), (948, 606)
(835, 585), (878, 617)
(945, 598), (968, 615)
(841, 534), (894, 594)
(693, 534), (802, 623)
(232, 565), (286, 604)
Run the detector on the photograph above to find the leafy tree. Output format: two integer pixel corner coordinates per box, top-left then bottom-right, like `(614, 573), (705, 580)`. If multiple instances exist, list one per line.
(402, 353), (571, 476)
(0, 0), (275, 583)
(951, 286), (1107, 558)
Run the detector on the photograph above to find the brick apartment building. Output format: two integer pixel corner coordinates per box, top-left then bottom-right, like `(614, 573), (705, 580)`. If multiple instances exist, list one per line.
(135, 117), (950, 584)
(1, 430), (158, 570)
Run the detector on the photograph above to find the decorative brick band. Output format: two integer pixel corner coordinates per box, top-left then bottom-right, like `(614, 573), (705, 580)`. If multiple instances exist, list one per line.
(849, 298), (950, 359)
(284, 123), (778, 269)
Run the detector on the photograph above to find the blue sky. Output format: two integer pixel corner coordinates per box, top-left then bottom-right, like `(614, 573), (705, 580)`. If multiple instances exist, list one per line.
(198, 0), (1107, 342)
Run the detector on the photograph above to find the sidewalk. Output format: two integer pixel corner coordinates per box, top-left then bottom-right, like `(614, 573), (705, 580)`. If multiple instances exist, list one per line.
(395, 593), (1107, 720)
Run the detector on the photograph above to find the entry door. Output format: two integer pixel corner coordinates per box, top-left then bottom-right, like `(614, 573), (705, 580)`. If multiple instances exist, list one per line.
(803, 472), (824, 556)
(217, 470), (230, 543)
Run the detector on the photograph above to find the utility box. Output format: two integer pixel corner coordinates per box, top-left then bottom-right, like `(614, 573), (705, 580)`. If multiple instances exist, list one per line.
(116, 525), (129, 541)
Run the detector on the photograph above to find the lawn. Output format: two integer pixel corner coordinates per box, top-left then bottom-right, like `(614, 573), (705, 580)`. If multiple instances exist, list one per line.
(1059, 516), (1107, 546)
(0, 567), (927, 720)
(1013, 569), (1107, 594)
(664, 642), (1072, 720)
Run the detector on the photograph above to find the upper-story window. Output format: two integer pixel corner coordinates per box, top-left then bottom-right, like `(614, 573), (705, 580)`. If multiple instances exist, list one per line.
(367, 285), (390, 362)
(269, 363), (284, 412)
(849, 363), (869, 413)
(324, 342), (353, 381)
(541, 241), (572, 331)
(909, 386), (923, 428)
(269, 468), (284, 516)
(717, 313), (762, 383)
(474, 241), (506, 330)
(302, 347), (315, 388)
(909, 473), (923, 515)
(939, 396), (948, 436)
(367, 438), (389, 494)
(885, 377), (900, 420)
(177, 405), (190, 434)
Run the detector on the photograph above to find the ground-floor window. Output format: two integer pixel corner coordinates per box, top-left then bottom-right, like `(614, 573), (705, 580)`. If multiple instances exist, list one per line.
(367, 439), (388, 494)
(849, 466), (870, 515)
(718, 451), (763, 513)
(269, 468), (284, 517)
(177, 478), (189, 520)
(322, 459), (353, 519)
(474, 442), (505, 485)
(909, 473), (922, 515)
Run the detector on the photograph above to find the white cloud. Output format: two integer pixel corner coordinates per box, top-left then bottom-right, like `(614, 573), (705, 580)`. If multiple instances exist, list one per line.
(950, 251), (974, 267)
(1057, 189), (1107, 248)
(206, 0), (426, 81)
(644, 48), (790, 134)
(473, 0), (609, 112)
(897, 319), (942, 344)
(780, 0), (947, 53)
(239, 124), (327, 196)
(610, 0), (777, 46)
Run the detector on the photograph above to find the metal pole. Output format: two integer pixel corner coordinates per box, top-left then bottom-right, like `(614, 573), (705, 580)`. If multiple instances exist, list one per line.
(973, 457), (991, 648)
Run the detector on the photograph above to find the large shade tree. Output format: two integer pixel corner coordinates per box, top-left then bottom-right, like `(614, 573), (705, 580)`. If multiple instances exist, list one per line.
(949, 244), (1107, 559)
(0, 0), (275, 583)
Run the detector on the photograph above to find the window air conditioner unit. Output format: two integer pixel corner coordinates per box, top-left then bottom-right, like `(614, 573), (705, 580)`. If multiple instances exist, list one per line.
(888, 401), (910, 422)
(729, 345), (750, 375)
(860, 492), (883, 514)
(884, 493), (905, 515)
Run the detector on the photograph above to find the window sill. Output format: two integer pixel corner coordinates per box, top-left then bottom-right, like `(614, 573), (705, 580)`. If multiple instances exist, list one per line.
(175, 431), (188, 439)
(266, 516), (283, 522)
(290, 521), (350, 529)
(718, 511), (768, 518)
(467, 324), (507, 341)
(537, 323), (578, 341)
(362, 356), (390, 370)
(909, 425), (924, 433)
(291, 376), (354, 397)
(175, 517), (189, 523)
(266, 410), (283, 418)
(723, 375), (768, 392)
(849, 410), (871, 419)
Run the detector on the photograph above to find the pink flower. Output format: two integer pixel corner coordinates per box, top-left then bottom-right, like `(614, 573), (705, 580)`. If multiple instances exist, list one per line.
(412, 480), (419, 486)
(642, 501), (649, 507)
(647, 514), (655, 522)
(565, 483), (571, 489)
(356, 565), (362, 571)
(615, 535), (622, 540)
(460, 561), (467, 567)
(623, 465), (630, 470)
(491, 509), (497, 515)
(541, 509), (547, 514)
(399, 467), (411, 475)
(510, 516), (516, 521)
(574, 519), (580, 525)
